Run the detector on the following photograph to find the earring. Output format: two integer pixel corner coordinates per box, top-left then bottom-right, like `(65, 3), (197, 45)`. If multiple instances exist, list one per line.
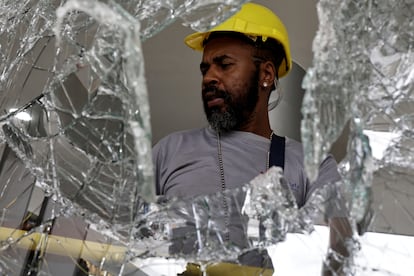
(262, 82), (268, 88)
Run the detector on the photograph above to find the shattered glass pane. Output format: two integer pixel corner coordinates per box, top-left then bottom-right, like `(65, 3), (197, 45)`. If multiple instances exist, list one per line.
(0, 0), (413, 275)
(0, 0), (249, 274)
(302, 0), (414, 274)
(132, 168), (314, 258)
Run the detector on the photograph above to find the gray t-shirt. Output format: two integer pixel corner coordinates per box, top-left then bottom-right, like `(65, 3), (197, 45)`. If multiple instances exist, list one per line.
(153, 127), (341, 207)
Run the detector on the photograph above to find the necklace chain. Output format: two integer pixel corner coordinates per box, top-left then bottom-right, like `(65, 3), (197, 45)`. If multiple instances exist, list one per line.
(216, 131), (230, 241)
(216, 130), (273, 242)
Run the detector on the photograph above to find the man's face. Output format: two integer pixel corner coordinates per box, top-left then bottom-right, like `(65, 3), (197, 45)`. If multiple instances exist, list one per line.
(200, 36), (260, 132)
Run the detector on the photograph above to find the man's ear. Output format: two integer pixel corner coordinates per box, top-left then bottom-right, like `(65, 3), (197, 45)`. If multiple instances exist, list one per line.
(260, 61), (276, 89)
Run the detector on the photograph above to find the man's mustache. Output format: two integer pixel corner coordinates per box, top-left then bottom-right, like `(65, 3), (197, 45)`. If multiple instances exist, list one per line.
(202, 86), (229, 101)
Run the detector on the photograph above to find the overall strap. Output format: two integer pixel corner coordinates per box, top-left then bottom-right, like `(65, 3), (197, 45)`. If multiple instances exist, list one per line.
(269, 133), (285, 170)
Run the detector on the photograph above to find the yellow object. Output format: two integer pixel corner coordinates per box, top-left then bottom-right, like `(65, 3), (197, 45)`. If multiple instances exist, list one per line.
(184, 2), (292, 78)
(0, 226), (126, 263)
(180, 262), (274, 276)
(1, 226), (274, 275)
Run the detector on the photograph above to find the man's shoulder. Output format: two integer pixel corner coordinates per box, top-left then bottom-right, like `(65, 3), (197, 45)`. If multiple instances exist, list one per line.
(158, 127), (206, 142)
(285, 136), (304, 160)
(284, 137), (337, 167)
(154, 127), (209, 151)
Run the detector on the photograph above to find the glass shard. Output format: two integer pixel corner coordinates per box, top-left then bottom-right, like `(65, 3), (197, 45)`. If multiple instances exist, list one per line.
(0, 0), (413, 275)
(302, 0), (413, 274)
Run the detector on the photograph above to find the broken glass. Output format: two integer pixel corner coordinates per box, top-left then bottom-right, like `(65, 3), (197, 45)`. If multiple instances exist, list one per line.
(0, 0), (413, 275)
(301, 0), (414, 274)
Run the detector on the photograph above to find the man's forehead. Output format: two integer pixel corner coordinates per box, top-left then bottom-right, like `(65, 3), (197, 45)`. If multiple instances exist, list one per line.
(202, 36), (254, 60)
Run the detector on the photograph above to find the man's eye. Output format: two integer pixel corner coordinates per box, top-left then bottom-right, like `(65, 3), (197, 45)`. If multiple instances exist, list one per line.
(220, 63), (232, 69)
(200, 66), (208, 76)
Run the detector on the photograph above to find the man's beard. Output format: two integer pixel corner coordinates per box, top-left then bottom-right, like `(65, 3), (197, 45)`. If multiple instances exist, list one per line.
(202, 70), (260, 132)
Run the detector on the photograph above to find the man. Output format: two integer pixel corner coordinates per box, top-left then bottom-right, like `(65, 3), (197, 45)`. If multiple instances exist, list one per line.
(153, 2), (351, 275)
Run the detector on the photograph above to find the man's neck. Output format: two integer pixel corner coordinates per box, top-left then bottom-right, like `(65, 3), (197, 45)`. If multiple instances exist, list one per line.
(236, 113), (272, 138)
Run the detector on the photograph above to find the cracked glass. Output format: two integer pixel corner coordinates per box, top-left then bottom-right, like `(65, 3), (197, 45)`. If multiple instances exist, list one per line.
(0, 0), (413, 275)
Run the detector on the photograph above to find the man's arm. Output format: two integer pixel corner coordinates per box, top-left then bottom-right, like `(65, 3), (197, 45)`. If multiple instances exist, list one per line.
(305, 154), (354, 275)
(323, 217), (354, 276)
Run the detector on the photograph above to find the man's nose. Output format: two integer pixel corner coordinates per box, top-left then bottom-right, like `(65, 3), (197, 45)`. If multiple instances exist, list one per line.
(202, 66), (220, 87)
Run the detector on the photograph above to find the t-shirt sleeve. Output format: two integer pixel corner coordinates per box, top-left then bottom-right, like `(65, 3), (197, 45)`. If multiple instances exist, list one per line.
(152, 140), (164, 195)
(305, 154), (341, 198)
(305, 154), (348, 218)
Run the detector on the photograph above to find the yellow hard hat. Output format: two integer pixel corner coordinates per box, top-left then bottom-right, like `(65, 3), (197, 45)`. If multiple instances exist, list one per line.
(184, 2), (292, 78)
